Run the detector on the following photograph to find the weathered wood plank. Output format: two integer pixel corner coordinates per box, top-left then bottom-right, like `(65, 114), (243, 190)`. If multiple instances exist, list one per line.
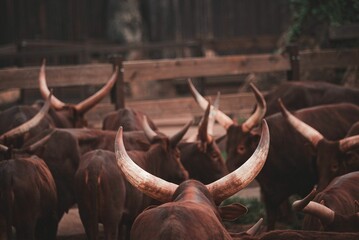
(206, 35), (278, 52)
(126, 92), (255, 118)
(300, 48), (359, 70)
(123, 53), (291, 82)
(329, 24), (359, 40)
(86, 92), (256, 128)
(0, 64), (113, 89)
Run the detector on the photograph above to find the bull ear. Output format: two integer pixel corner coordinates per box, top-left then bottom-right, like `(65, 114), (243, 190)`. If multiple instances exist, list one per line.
(169, 120), (193, 147)
(219, 203), (248, 221)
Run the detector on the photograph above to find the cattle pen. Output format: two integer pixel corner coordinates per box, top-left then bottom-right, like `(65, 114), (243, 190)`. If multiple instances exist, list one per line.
(0, 46), (358, 130)
(0, 43), (359, 239)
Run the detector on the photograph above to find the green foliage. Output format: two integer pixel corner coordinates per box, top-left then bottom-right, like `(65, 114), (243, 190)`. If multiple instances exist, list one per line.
(286, 0), (359, 44)
(221, 151), (227, 161)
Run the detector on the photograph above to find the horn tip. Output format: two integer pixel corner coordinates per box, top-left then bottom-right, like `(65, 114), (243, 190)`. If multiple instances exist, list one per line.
(277, 98), (288, 116)
(116, 126), (124, 144)
(292, 200), (301, 211)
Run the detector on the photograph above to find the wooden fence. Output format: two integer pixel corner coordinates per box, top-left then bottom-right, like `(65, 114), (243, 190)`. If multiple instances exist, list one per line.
(0, 47), (358, 128)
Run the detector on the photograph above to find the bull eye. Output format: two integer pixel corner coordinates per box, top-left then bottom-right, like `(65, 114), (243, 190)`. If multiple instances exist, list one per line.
(237, 145), (246, 154)
(331, 164), (339, 172)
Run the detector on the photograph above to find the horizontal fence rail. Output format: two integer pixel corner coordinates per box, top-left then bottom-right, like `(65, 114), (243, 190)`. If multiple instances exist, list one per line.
(0, 47), (358, 128)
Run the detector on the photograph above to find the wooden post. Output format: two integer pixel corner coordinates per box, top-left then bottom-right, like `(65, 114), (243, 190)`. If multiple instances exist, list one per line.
(286, 44), (300, 81)
(109, 55), (125, 109)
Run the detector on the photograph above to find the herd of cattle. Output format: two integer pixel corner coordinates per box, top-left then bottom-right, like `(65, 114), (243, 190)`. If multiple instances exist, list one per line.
(0, 61), (358, 239)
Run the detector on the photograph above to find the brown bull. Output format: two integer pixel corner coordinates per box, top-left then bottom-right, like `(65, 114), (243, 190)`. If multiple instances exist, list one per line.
(59, 128), (150, 155)
(75, 118), (191, 239)
(102, 107), (158, 131)
(75, 150), (126, 240)
(279, 100), (359, 191)
(0, 156), (58, 240)
(263, 81), (359, 116)
(36, 59), (118, 128)
(188, 79), (359, 230)
(115, 119), (270, 240)
(292, 171), (359, 232)
(20, 128), (81, 221)
(0, 92), (52, 149)
(179, 97), (228, 183)
(0, 61), (117, 146)
(0, 106), (53, 148)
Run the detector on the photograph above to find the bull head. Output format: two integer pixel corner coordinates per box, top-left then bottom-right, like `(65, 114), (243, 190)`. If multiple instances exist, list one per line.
(188, 78), (266, 132)
(0, 92), (52, 147)
(188, 78), (267, 173)
(292, 186), (359, 232)
(278, 99), (359, 191)
(181, 95), (229, 183)
(39, 59), (118, 127)
(115, 119), (270, 204)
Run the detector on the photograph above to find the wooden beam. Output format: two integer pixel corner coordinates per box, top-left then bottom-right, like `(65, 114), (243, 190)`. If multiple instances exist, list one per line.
(0, 63), (112, 89)
(204, 35), (278, 52)
(126, 92), (256, 119)
(300, 48), (359, 70)
(329, 24), (359, 40)
(286, 44), (300, 81)
(86, 92), (257, 128)
(123, 53), (291, 82)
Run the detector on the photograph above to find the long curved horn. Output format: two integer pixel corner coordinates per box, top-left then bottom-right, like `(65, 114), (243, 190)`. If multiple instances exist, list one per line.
(206, 119), (270, 203)
(0, 92), (52, 142)
(0, 144), (9, 152)
(292, 198), (335, 226)
(246, 218), (263, 236)
(38, 59), (66, 110)
(142, 116), (157, 142)
(75, 66), (118, 114)
(292, 186), (317, 211)
(170, 120), (193, 147)
(208, 92), (220, 138)
(198, 100), (211, 143)
(115, 127), (177, 202)
(339, 135), (359, 152)
(278, 98), (324, 147)
(188, 78), (233, 129)
(241, 83), (267, 132)
(23, 129), (56, 153)
(186, 94), (218, 143)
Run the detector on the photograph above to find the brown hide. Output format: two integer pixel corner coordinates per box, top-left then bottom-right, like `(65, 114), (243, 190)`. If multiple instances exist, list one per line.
(178, 95), (228, 184)
(118, 120), (269, 240)
(61, 128), (150, 155)
(21, 129), (81, 220)
(225, 103), (359, 230)
(75, 150), (126, 240)
(279, 102), (359, 192)
(0, 105), (54, 148)
(131, 180), (232, 240)
(311, 136), (359, 192)
(43, 104), (86, 128)
(0, 156), (58, 240)
(179, 141), (228, 184)
(123, 131), (189, 222)
(102, 107), (158, 131)
(315, 121), (359, 191)
(263, 81), (359, 116)
(235, 230), (359, 240)
(301, 171), (359, 232)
